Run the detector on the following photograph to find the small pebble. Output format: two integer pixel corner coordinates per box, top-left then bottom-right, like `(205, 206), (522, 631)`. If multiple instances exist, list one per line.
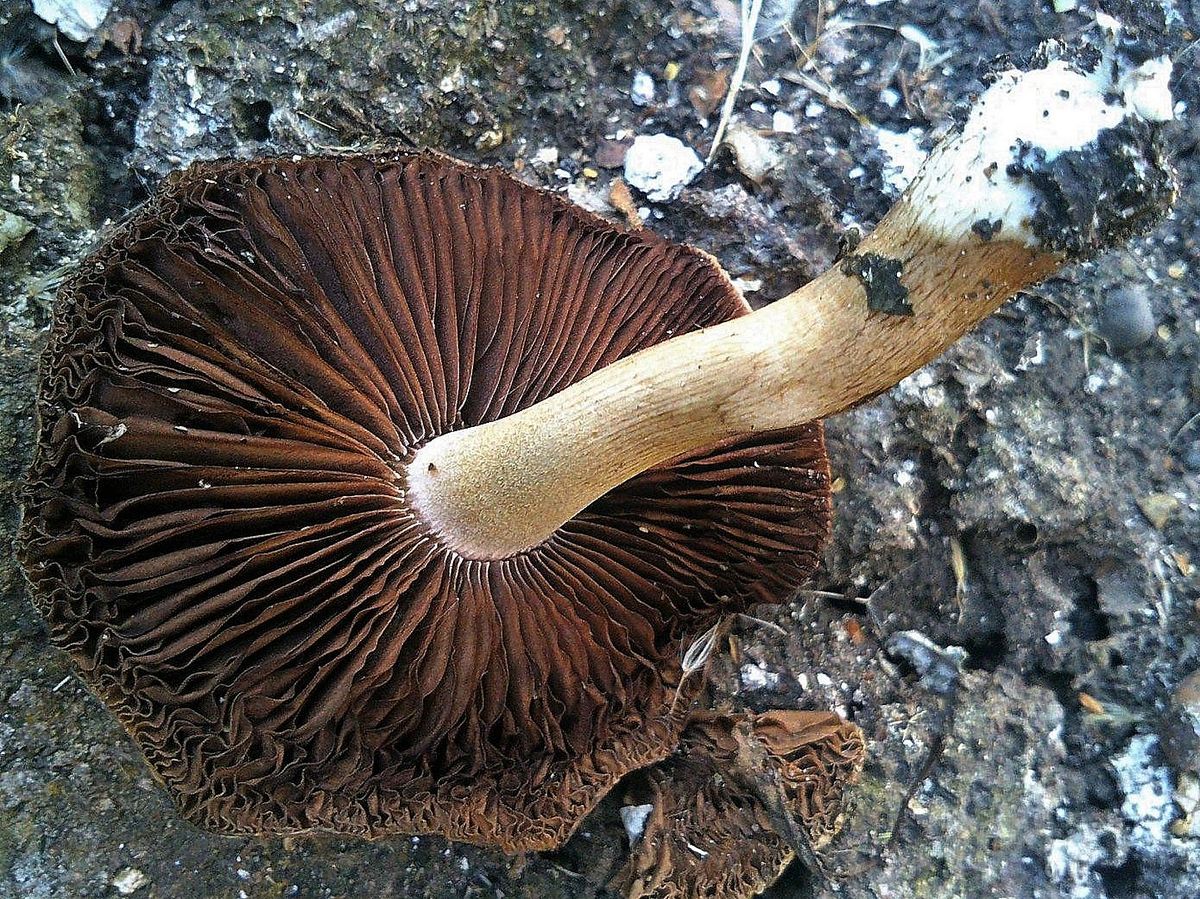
(1173, 772), (1200, 837)
(1161, 670), (1200, 774)
(740, 662), (778, 689)
(1096, 285), (1156, 353)
(885, 630), (968, 695)
(0, 209), (34, 257)
(1137, 492), (1179, 530)
(630, 71), (655, 106)
(772, 110), (796, 134)
(722, 121), (782, 183)
(1183, 440), (1200, 472)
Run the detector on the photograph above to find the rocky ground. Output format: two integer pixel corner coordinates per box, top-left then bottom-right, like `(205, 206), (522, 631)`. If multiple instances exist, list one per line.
(1, 0), (1197, 897)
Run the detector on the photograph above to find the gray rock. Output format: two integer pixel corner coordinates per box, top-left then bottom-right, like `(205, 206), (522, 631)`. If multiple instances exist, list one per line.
(1162, 670), (1200, 774)
(1097, 284), (1156, 353)
(885, 630), (968, 695)
(0, 210), (34, 256)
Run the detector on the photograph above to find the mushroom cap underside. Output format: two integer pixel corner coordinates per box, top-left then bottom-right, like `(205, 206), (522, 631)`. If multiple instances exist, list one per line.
(19, 152), (832, 852)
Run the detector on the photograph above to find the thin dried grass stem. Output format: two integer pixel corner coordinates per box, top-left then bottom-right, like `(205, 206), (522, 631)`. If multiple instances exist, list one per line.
(708, 0), (765, 163)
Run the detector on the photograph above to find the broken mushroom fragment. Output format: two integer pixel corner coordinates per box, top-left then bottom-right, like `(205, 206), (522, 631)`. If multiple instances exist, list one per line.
(617, 711), (865, 899)
(18, 153), (831, 850)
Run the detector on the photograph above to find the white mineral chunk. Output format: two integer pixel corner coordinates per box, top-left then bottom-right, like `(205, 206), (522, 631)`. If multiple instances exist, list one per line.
(620, 803), (654, 843)
(32, 0), (113, 42)
(740, 661), (779, 689)
(624, 134), (703, 202)
(111, 868), (149, 896)
(630, 71), (655, 106)
(772, 110), (796, 134)
(1113, 734), (1176, 845)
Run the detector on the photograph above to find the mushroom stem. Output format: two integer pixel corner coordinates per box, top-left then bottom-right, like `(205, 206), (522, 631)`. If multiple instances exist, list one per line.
(409, 49), (1175, 561)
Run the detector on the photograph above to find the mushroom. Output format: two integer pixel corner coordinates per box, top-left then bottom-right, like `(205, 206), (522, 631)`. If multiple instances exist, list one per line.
(18, 152), (832, 850)
(18, 32), (1176, 878)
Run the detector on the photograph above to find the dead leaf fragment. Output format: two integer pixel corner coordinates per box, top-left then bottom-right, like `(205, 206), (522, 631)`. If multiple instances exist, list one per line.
(1172, 550), (1194, 577)
(595, 138), (632, 169)
(109, 18), (144, 55)
(609, 178), (642, 229)
(688, 68), (730, 120)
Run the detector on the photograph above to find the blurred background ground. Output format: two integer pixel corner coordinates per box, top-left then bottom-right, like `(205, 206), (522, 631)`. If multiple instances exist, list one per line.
(0, 0), (1197, 897)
